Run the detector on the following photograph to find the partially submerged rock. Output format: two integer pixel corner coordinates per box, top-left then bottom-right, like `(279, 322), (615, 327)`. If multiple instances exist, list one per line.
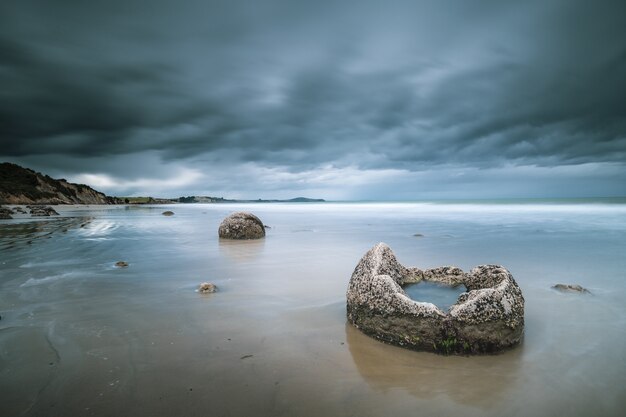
(552, 284), (590, 294)
(27, 205), (59, 217)
(198, 282), (217, 294)
(162, 211), (174, 216)
(346, 243), (524, 354)
(218, 212), (265, 240)
(0, 206), (13, 219)
(115, 261), (129, 268)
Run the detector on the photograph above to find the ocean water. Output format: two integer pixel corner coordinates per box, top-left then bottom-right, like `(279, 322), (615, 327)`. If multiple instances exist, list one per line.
(0, 201), (625, 417)
(403, 281), (466, 311)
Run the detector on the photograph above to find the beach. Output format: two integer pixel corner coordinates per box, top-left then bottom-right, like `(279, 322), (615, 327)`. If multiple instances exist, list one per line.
(1, 201), (625, 416)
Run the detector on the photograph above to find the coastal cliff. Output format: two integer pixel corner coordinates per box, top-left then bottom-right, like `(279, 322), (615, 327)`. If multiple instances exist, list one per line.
(0, 163), (121, 205)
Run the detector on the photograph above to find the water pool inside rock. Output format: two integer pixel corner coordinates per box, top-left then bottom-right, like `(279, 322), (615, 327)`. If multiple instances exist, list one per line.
(403, 281), (467, 310)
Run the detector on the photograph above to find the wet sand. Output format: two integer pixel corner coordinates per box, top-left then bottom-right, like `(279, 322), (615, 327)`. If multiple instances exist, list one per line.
(1, 203), (625, 416)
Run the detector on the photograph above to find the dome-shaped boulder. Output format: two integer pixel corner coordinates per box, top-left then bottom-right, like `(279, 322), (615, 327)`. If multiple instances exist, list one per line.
(218, 212), (265, 240)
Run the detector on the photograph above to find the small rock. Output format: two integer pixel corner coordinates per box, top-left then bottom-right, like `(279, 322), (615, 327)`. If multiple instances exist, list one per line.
(552, 284), (590, 294)
(413, 233), (424, 237)
(162, 211), (174, 216)
(115, 261), (129, 268)
(198, 282), (217, 294)
(240, 354), (253, 360)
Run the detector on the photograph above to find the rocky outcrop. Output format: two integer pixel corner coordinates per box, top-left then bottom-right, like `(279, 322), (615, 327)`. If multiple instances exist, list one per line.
(27, 205), (59, 217)
(0, 206), (13, 219)
(0, 162), (121, 205)
(218, 212), (265, 240)
(346, 243), (524, 354)
(552, 284), (590, 294)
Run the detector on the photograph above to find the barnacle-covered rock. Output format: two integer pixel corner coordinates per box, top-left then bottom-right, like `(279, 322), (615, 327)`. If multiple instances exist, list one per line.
(218, 212), (265, 240)
(346, 243), (524, 354)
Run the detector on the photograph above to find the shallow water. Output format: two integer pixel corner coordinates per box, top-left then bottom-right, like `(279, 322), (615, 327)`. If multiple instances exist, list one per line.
(1, 202), (625, 417)
(403, 281), (466, 310)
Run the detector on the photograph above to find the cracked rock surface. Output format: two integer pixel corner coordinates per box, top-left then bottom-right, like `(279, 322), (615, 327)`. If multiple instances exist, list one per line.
(346, 243), (524, 354)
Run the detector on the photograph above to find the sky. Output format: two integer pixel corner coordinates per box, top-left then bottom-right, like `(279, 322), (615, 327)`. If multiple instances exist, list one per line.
(1, 0), (625, 200)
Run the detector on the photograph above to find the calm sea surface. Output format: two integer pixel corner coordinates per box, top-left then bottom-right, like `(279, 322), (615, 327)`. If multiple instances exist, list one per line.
(1, 201), (625, 417)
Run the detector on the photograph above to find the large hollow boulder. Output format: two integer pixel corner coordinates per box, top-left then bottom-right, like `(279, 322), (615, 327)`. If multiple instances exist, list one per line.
(346, 243), (524, 354)
(218, 212), (265, 240)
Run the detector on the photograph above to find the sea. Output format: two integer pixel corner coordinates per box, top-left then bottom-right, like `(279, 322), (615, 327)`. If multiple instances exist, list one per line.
(1, 200), (625, 417)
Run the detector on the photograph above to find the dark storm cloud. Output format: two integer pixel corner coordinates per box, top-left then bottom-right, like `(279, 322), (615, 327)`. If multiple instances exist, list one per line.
(0, 0), (625, 197)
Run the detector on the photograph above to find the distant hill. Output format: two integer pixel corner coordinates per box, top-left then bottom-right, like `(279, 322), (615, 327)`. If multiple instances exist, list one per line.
(0, 162), (121, 205)
(285, 197), (325, 203)
(176, 196), (325, 203)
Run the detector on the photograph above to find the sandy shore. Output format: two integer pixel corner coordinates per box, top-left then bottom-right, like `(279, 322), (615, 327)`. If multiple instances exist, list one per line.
(1, 202), (625, 417)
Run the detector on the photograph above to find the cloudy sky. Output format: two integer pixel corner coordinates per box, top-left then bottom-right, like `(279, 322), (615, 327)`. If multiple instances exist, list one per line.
(1, 0), (625, 200)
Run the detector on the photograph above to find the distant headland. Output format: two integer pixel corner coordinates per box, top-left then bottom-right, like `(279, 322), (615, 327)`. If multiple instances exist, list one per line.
(0, 163), (324, 205)
(117, 196), (325, 204)
(0, 162), (121, 205)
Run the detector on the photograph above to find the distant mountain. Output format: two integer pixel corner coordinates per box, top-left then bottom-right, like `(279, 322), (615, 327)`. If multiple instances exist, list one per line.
(0, 163), (121, 205)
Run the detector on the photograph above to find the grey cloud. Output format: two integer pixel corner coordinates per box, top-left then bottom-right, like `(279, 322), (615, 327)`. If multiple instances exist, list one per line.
(0, 0), (625, 198)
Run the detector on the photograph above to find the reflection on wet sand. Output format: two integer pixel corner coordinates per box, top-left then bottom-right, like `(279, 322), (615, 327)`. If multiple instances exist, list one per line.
(218, 238), (265, 262)
(0, 217), (93, 250)
(345, 323), (522, 408)
(0, 326), (59, 416)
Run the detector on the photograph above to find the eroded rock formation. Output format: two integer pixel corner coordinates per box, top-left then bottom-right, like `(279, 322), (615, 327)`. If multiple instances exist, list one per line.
(346, 243), (524, 354)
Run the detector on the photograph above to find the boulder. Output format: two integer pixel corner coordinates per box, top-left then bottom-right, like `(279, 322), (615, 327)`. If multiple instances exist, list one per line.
(115, 261), (129, 268)
(346, 243), (524, 354)
(552, 284), (590, 294)
(162, 211), (175, 216)
(218, 212), (265, 240)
